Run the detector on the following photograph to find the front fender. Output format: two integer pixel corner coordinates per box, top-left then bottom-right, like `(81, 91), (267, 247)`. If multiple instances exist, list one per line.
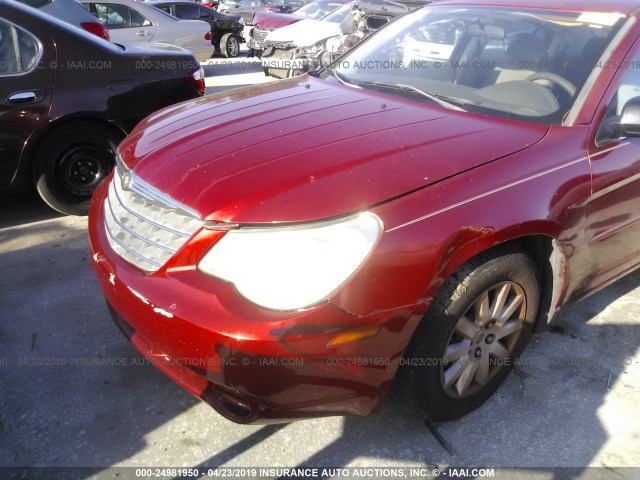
(330, 125), (590, 317)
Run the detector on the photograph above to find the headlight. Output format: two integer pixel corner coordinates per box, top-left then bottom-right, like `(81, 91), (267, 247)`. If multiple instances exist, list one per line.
(297, 40), (327, 57)
(198, 212), (382, 311)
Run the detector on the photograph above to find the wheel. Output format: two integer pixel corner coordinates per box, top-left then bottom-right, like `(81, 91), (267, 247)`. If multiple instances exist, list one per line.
(34, 124), (122, 216)
(221, 33), (240, 58)
(398, 249), (539, 421)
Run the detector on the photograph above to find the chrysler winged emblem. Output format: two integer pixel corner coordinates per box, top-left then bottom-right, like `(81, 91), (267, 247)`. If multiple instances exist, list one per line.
(121, 171), (132, 190)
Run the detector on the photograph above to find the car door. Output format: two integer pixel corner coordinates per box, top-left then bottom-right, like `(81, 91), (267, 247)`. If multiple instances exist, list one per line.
(89, 3), (158, 43)
(0, 16), (53, 187)
(584, 40), (640, 292)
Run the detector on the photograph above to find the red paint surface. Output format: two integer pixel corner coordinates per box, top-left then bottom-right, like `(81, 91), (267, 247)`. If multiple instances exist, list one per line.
(89, 2), (640, 422)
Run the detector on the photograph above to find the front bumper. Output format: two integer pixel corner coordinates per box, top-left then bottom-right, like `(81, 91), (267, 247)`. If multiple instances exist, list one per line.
(248, 27), (269, 51)
(261, 46), (312, 79)
(89, 179), (425, 423)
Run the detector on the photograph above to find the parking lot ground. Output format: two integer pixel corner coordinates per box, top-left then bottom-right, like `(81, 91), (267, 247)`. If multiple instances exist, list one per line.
(1, 73), (640, 478)
(1, 193), (640, 477)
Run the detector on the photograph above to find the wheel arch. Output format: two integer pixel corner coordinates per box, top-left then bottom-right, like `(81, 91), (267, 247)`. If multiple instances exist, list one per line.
(22, 115), (127, 184)
(431, 232), (567, 334)
(396, 234), (551, 421)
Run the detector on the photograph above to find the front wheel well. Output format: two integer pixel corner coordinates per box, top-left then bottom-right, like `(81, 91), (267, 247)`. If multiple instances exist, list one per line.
(395, 235), (561, 419)
(25, 117), (126, 183)
(398, 247), (541, 420)
(449, 235), (558, 333)
(501, 236), (557, 332)
(29, 119), (126, 215)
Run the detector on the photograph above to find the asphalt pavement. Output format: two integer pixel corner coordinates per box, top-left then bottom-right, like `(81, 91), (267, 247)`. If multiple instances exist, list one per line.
(1, 52), (639, 479)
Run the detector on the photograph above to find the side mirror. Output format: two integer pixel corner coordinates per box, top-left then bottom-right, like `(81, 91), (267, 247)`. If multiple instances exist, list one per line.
(619, 96), (640, 137)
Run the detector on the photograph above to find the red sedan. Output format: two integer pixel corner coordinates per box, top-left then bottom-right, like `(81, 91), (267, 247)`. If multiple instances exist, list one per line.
(90, 0), (640, 423)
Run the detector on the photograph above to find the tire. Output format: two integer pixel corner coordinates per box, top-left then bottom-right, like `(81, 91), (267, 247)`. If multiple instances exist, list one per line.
(398, 249), (539, 421)
(221, 33), (240, 58)
(34, 124), (122, 216)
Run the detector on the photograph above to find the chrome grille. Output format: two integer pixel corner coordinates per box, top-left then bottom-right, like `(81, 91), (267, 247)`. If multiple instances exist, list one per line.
(253, 27), (269, 49)
(104, 162), (204, 272)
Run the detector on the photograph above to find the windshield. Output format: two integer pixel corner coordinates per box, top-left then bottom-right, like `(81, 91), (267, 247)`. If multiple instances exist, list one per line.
(330, 6), (627, 124)
(322, 2), (351, 23)
(295, 0), (346, 19)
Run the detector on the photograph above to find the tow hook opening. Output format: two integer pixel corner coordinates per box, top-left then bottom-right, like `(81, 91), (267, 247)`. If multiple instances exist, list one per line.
(203, 385), (264, 423)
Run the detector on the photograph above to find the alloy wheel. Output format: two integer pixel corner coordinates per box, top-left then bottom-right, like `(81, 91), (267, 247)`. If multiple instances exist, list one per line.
(228, 37), (239, 57)
(440, 281), (527, 398)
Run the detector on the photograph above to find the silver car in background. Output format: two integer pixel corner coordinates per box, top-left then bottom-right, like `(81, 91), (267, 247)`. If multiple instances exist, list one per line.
(81, 0), (216, 61)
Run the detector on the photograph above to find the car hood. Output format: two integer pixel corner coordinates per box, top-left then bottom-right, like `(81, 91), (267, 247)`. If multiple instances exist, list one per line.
(264, 18), (340, 46)
(118, 75), (548, 224)
(253, 11), (303, 28)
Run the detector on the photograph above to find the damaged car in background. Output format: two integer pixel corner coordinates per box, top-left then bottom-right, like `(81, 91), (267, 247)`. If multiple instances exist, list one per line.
(248, 0), (350, 56)
(261, 0), (432, 78)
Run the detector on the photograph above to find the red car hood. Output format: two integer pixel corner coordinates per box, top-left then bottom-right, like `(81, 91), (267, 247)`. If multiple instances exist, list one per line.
(119, 75), (549, 224)
(253, 11), (303, 28)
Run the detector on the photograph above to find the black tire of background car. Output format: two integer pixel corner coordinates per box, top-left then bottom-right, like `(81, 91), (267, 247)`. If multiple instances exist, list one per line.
(34, 123), (122, 216)
(221, 33), (240, 58)
(397, 248), (539, 421)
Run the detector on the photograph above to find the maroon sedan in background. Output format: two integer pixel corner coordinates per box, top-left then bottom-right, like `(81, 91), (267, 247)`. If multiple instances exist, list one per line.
(90, 0), (640, 423)
(0, 0), (205, 215)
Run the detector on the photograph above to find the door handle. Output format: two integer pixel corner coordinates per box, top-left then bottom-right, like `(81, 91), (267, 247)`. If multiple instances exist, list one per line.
(136, 30), (151, 36)
(7, 91), (37, 104)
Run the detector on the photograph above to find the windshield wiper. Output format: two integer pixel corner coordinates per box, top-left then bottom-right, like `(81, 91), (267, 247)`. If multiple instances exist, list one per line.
(357, 80), (467, 111)
(330, 70), (468, 111)
(395, 83), (469, 111)
(330, 69), (357, 87)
